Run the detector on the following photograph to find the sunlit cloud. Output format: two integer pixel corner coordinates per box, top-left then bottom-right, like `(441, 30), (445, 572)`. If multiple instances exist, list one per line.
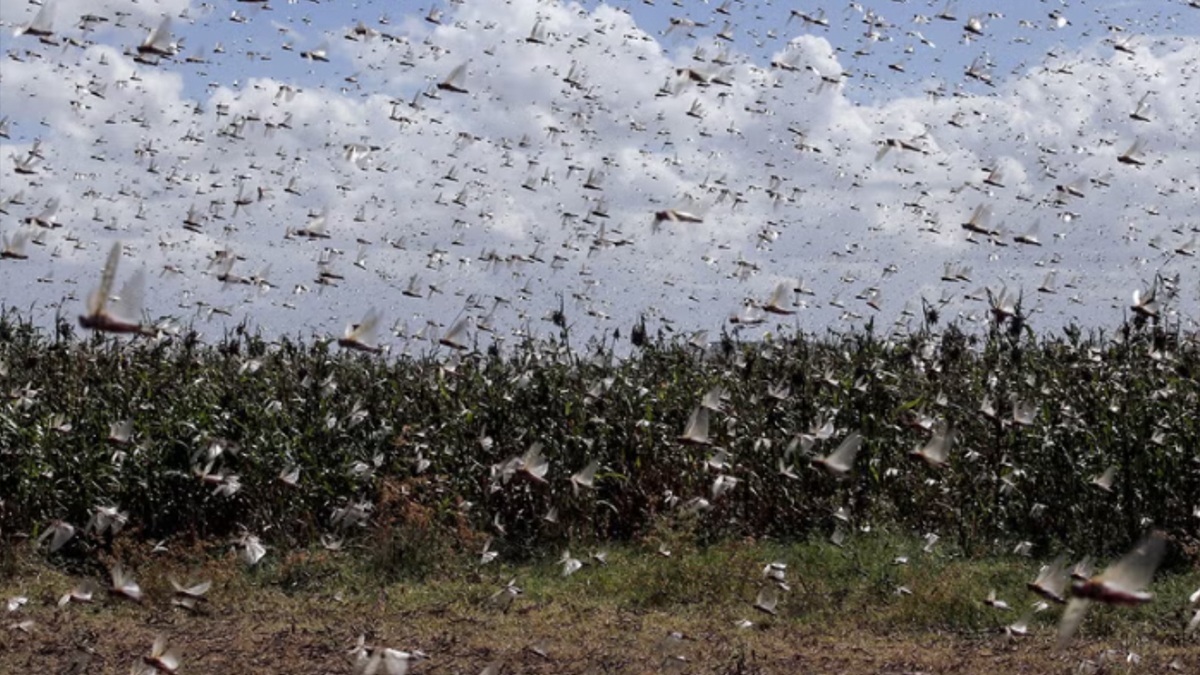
(2, 0), (1198, 348)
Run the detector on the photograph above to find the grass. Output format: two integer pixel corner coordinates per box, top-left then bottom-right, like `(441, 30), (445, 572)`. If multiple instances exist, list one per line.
(2, 532), (1196, 674)
(2, 310), (1199, 671)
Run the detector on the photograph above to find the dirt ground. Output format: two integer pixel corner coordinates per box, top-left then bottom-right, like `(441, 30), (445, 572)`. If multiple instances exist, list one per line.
(3, 541), (1196, 675)
(3, 590), (1196, 675)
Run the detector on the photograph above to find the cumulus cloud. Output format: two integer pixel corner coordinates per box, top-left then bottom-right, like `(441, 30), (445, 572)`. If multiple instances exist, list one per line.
(1, 0), (1198, 350)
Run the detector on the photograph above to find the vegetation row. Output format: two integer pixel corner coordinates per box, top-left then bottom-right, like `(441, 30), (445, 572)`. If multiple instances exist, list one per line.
(1, 309), (1197, 571)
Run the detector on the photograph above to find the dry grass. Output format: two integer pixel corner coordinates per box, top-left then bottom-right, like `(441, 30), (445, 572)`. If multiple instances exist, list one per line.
(3, 536), (1196, 675)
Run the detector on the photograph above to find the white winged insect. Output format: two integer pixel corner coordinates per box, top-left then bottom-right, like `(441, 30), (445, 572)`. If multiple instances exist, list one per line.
(14, 0), (56, 38)
(295, 210), (332, 239)
(518, 442), (550, 483)
(984, 589), (1010, 610)
(236, 532), (267, 566)
(711, 474), (738, 500)
(526, 18), (548, 44)
(301, 40), (330, 62)
(813, 432), (863, 477)
(1131, 282), (1158, 318)
(480, 538), (499, 565)
(560, 550), (583, 577)
(1090, 465), (1117, 493)
(142, 635), (182, 674)
(488, 578), (521, 612)
(338, 308), (383, 354)
(170, 578), (211, 611)
(1, 229), (31, 259)
(360, 647), (426, 675)
(570, 459), (600, 496)
(1130, 92), (1152, 122)
(706, 448), (733, 471)
(762, 281), (795, 315)
(401, 273), (423, 298)
(1117, 137), (1146, 166)
(439, 316), (471, 351)
(653, 201), (705, 229)
(922, 533), (940, 554)
(57, 579), (99, 607)
(108, 563), (143, 602)
(6, 596), (27, 612)
(1069, 556), (1094, 582)
(1006, 605), (1038, 638)
(909, 423), (954, 468)
(1027, 555), (1070, 604)
(137, 15), (177, 57)
(1057, 531), (1168, 647)
(79, 242), (152, 336)
(678, 405), (712, 446)
(437, 62), (469, 94)
(38, 519), (75, 553)
(1013, 220), (1042, 246)
(700, 386), (726, 412)
(279, 464), (301, 488)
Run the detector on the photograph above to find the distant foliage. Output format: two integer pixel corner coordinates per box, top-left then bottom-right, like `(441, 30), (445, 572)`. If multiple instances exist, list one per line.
(1, 309), (1196, 565)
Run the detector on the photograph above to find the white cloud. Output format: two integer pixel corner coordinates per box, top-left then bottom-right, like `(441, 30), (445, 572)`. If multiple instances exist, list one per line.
(1, 0), (1198, 349)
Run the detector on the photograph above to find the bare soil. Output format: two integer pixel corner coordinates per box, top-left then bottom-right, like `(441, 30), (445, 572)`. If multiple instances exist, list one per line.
(3, 541), (1196, 675)
(3, 584), (1195, 674)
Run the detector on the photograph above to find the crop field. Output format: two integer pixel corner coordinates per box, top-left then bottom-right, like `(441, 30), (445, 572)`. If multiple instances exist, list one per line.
(1, 311), (1198, 673)
(5, 0), (1200, 670)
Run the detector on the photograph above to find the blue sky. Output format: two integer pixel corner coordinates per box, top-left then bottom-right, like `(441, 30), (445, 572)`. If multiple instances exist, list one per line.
(1, 0), (1198, 351)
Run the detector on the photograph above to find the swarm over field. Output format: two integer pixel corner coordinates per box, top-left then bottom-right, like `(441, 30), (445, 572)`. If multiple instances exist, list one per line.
(1, 310), (1197, 567)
